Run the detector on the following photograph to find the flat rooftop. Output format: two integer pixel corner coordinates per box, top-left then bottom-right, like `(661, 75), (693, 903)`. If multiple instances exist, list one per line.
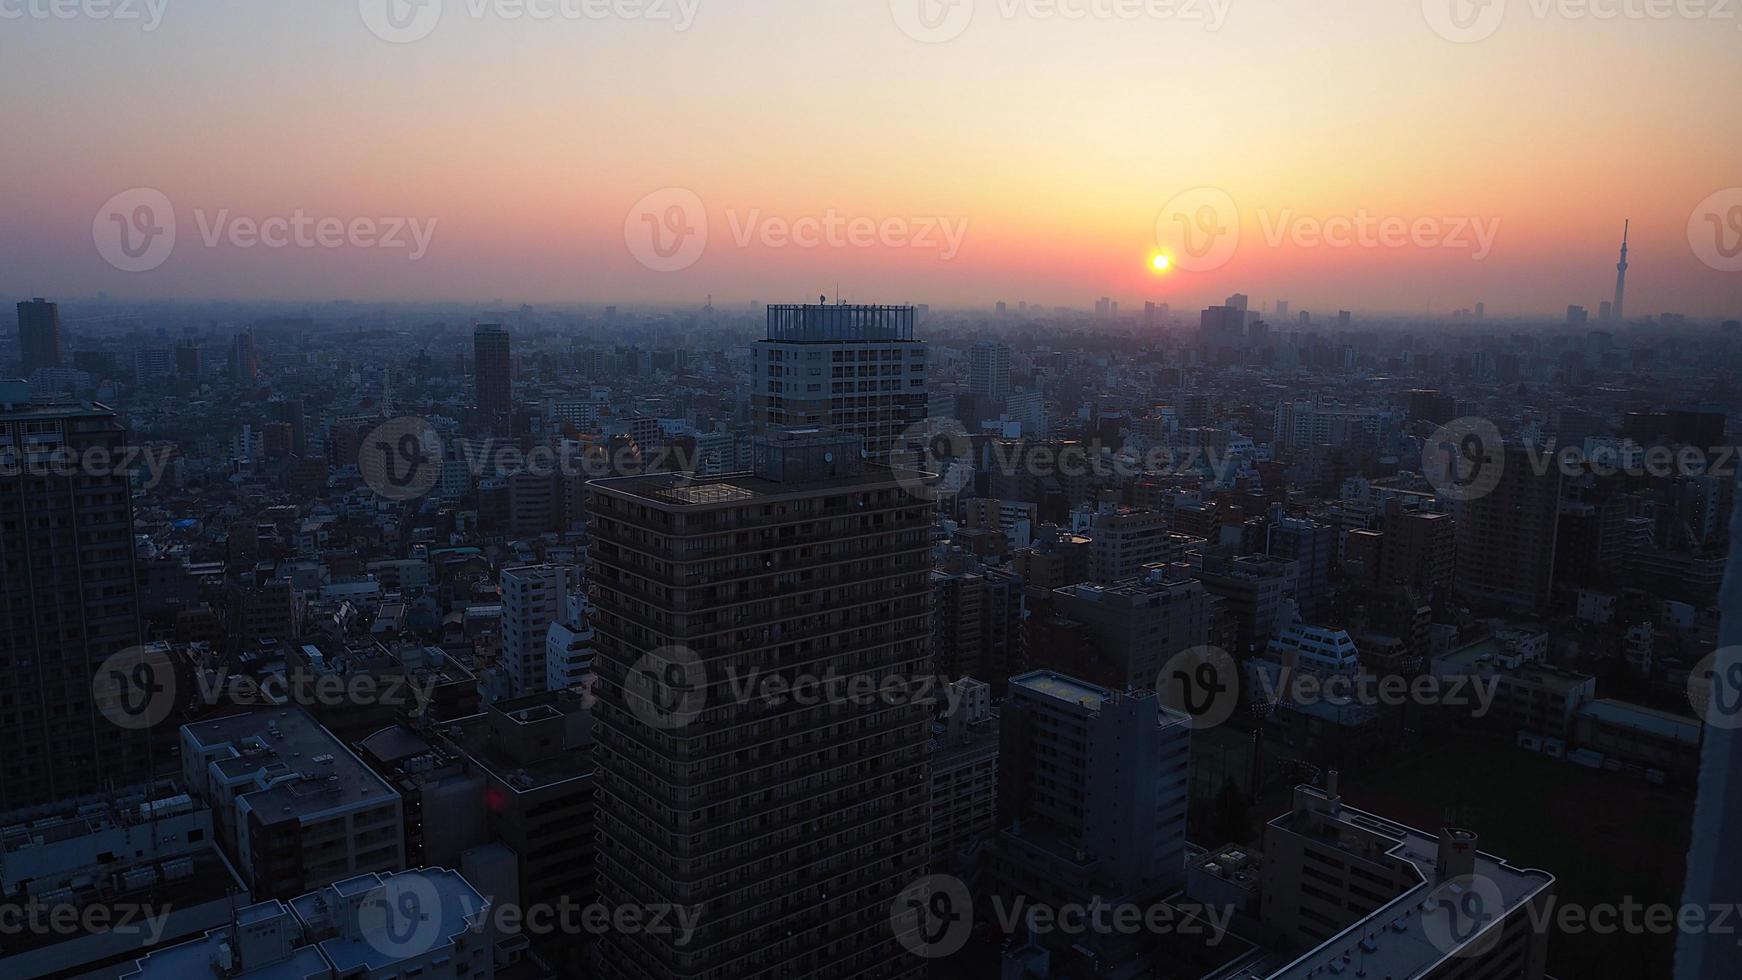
(1010, 670), (1114, 711)
(184, 708), (397, 822)
(590, 464), (933, 507)
(1265, 788), (1553, 979)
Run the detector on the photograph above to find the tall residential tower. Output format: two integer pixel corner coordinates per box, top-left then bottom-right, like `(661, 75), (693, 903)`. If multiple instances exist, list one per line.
(587, 429), (935, 979)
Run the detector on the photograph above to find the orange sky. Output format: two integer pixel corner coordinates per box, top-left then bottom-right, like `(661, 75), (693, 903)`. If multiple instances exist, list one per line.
(3, 0), (1739, 315)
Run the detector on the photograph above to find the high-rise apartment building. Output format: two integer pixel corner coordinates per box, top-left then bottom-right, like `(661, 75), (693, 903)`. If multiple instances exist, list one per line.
(500, 564), (572, 697)
(0, 383), (149, 810)
(1267, 511), (1336, 615)
(17, 299), (63, 375)
(968, 341), (1011, 404)
(991, 671), (1192, 966)
(751, 304), (928, 459)
(1379, 508), (1456, 597)
(473, 323), (513, 421)
(587, 429), (935, 979)
(1453, 443), (1561, 611)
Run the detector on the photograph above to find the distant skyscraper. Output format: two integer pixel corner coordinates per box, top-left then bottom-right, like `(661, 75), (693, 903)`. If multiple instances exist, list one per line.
(17, 298), (63, 375)
(473, 323), (513, 420)
(1613, 219), (1629, 322)
(751, 304), (927, 459)
(230, 330), (258, 382)
(1474, 301), (1485, 320)
(588, 430), (934, 979)
(969, 341), (1011, 404)
(174, 340), (202, 380)
(1275, 299), (1290, 321)
(0, 383), (148, 809)
(1566, 305), (1589, 325)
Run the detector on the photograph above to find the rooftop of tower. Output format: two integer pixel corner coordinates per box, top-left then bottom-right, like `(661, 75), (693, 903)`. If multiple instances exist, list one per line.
(764, 303), (918, 343)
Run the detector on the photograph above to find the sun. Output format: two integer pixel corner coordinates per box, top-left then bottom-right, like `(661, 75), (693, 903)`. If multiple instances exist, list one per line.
(1151, 254), (1171, 273)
